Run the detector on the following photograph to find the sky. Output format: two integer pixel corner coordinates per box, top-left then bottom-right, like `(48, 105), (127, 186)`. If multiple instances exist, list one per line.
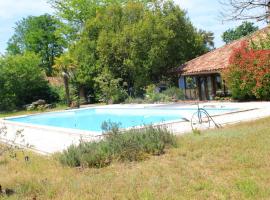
(0, 0), (267, 54)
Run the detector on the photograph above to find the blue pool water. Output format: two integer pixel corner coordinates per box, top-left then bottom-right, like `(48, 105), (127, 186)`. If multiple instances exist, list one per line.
(7, 107), (236, 132)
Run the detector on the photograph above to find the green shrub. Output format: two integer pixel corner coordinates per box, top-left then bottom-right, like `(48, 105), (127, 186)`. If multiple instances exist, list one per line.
(145, 84), (184, 103)
(125, 97), (145, 104)
(147, 93), (171, 103)
(223, 42), (270, 100)
(111, 88), (128, 104)
(58, 144), (81, 167)
(145, 84), (156, 97)
(162, 87), (184, 100)
(51, 85), (66, 104)
(192, 128), (201, 135)
(59, 122), (177, 168)
(95, 68), (128, 104)
(0, 53), (59, 111)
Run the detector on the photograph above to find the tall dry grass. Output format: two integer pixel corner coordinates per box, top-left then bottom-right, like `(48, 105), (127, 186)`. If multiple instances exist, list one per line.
(1, 117), (270, 199)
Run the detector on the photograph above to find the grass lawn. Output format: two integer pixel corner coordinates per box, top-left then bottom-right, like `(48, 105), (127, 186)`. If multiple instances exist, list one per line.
(0, 103), (106, 118)
(1, 117), (270, 199)
(0, 104), (68, 118)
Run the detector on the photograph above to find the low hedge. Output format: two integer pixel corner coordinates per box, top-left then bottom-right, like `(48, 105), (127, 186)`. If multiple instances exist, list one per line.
(59, 123), (177, 168)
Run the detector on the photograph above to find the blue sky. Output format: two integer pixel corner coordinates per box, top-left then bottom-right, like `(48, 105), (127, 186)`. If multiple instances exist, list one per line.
(0, 0), (266, 54)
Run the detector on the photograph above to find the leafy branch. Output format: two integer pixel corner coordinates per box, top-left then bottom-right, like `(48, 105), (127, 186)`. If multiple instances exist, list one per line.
(0, 126), (31, 158)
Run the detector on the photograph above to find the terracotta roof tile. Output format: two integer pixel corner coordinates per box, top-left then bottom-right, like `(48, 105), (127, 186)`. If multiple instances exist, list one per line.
(178, 26), (270, 76)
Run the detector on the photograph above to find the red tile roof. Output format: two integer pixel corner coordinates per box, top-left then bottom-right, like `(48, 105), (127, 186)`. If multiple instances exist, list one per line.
(178, 26), (270, 76)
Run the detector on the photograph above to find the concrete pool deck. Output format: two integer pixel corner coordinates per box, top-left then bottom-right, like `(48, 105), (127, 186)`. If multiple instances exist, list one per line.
(1, 102), (270, 154)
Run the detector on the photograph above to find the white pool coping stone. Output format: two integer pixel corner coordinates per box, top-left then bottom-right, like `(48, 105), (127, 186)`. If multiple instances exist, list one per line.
(1, 102), (270, 155)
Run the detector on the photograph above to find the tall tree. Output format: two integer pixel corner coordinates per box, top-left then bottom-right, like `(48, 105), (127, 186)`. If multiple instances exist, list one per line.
(220, 0), (270, 22)
(6, 14), (67, 75)
(53, 53), (76, 106)
(222, 21), (259, 44)
(198, 30), (215, 49)
(0, 53), (57, 110)
(49, 0), (152, 40)
(70, 1), (208, 97)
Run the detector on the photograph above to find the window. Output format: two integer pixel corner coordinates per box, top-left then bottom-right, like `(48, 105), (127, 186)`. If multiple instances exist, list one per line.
(185, 76), (196, 89)
(185, 76), (198, 100)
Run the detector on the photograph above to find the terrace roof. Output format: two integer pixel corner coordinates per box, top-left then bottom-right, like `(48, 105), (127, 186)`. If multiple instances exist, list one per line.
(177, 26), (270, 76)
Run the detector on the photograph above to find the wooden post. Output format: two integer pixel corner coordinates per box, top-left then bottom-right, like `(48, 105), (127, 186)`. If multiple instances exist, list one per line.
(211, 75), (217, 98)
(184, 76), (187, 99)
(196, 77), (201, 101)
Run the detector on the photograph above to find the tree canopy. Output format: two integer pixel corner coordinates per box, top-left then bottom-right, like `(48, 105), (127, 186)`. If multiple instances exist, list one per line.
(6, 14), (67, 75)
(222, 21), (259, 44)
(67, 1), (208, 98)
(3, 0), (212, 106)
(198, 29), (215, 49)
(0, 53), (58, 111)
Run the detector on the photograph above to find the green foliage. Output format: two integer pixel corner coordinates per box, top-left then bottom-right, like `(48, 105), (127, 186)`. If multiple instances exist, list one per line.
(162, 87), (184, 100)
(226, 70), (255, 100)
(198, 29), (215, 49)
(145, 84), (168, 103)
(192, 128), (201, 135)
(222, 21), (258, 44)
(236, 179), (260, 198)
(3, 0), (210, 107)
(251, 32), (270, 50)
(94, 68), (128, 104)
(149, 93), (171, 103)
(0, 127), (30, 158)
(59, 122), (177, 168)
(51, 85), (66, 103)
(6, 14), (67, 75)
(145, 84), (184, 103)
(0, 53), (58, 111)
(145, 84), (157, 99)
(53, 52), (77, 106)
(186, 77), (196, 89)
(124, 97), (145, 104)
(65, 1), (208, 98)
(49, 0), (152, 27)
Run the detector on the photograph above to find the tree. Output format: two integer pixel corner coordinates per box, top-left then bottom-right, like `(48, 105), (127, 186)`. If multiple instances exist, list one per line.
(49, 0), (151, 25)
(49, 0), (152, 41)
(94, 68), (127, 104)
(198, 29), (215, 49)
(0, 53), (58, 111)
(71, 1), (208, 99)
(220, 0), (270, 22)
(6, 14), (67, 75)
(222, 21), (259, 44)
(53, 53), (77, 106)
(48, 0), (208, 102)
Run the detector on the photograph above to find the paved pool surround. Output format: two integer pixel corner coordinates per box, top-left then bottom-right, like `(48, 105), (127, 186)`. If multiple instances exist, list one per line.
(1, 102), (270, 154)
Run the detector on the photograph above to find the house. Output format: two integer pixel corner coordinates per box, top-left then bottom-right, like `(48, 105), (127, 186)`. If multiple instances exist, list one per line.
(177, 26), (270, 101)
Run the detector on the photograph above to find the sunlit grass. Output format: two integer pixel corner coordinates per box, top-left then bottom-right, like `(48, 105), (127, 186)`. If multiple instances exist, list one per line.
(0, 103), (106, 118)
(1, 117), (270, 199)
(0, 104), (68, 118)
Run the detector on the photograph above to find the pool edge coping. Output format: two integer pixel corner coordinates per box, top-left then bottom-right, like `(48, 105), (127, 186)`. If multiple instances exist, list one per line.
(0, 106), (253, 139)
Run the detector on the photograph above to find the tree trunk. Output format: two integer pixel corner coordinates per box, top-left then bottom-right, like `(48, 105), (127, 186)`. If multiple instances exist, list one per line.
(79, 86), (87, 103)
(63, 75), (71, 106)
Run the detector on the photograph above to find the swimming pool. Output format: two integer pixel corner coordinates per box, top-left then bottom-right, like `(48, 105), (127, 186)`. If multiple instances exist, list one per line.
(7, 107), (237, 132)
